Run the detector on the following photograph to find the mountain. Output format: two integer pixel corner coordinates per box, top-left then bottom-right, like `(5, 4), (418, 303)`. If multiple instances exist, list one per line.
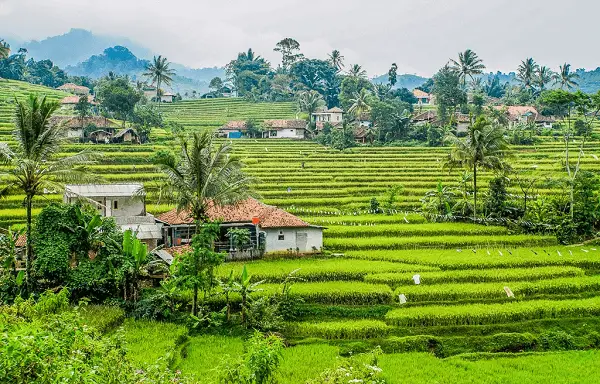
(17, 28), (154, 68)
(372, 73), (429, 90)
(65, 46), (223, 95)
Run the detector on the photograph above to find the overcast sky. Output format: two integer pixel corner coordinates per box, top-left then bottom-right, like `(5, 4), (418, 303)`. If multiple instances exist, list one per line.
(1, 0), (598, 76)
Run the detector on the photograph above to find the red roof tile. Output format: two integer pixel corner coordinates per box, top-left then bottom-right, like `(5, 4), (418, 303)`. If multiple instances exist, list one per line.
(158, 198), (312, 228)
(413, 89), (431, 98)
(263, 119), (307, 129)
(61, 95), (97, 105)
(221, 121), (248, 130)
(15, 234), (26, 247)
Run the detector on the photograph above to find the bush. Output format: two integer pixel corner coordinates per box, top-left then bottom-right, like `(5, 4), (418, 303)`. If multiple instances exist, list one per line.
(489, 332), (537, 352)
(540, 330), (575, 351)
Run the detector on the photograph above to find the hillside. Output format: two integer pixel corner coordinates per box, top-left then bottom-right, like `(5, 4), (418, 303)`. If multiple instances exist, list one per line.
(371, 73), (429, 89)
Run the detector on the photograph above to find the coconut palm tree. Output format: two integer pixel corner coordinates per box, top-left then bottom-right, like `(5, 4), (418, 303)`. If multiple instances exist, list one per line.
(297, 90), (325, 118)
(444, 116), (508, 220)
(555, 63), (579, 90)
(0, 95), (97, 293)
(347, 64), (367, 79)
(144, 55), (176, 104)
(450, 49), (486, 87)
(517, 58), (539, 91)
(348, 88), (372, 118)
(536, 66), (555, 92)
(0, 39), (10, 59)
(328, 50), (344, 72)
(374, 83), (392, 101)
(154, 129), (254, 223)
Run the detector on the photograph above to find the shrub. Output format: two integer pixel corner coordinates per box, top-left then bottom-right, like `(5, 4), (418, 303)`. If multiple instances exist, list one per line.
(287, 320), (390, 339)
(540, 330), (575, 351)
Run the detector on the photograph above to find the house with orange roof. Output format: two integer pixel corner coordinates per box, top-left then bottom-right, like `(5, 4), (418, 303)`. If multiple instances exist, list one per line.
(312, 107), (344, 129)
(493, 106), (556, 128)
(157, 198), (323, 255)
(413, 89), (434, 106)
(57, 83), (90, 95)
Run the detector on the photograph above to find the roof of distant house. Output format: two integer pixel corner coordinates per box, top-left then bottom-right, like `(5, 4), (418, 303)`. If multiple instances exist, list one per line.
(162, 92), (175, 97)
(57, 83), (90, 94)
(221, 120), (248, 130)
(51, 116), (118, 129)
(263, 119), (307, 129)
(412, 110), (437, 122)
(413, 89), (431, 98)
(65, 183), (144, 198)
(158, 198), (313, 228)
(493, 105), (540, 120)
(113, 128), (138, 139)
(60, 95), (97, 105)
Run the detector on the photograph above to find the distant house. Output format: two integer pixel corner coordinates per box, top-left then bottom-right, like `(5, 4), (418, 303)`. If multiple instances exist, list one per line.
(493, 106), (556, 128)
(51, 116), (118, 140)
(412, 110), (437, 126)
(413, 89), (434, 106)
(57, 83), (90, 95)
(60, 95), (97, 107)
(112, 128), (139, 144)
(143, 86), (157, 100)
(263, 119), (307, 139)
(219, 121), (250, 139)
(157, 198), (323, 254)
(411, 110), (470, 133)
(161, 93), (175, 103)
(64, 184), (162, 248)
(312, 107), (344, 129)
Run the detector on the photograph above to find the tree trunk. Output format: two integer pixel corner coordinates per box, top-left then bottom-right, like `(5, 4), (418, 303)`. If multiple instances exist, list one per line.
(156, 79), (161, 108)
(473, 164), (477, 221)
(192, 282), (198, 316)
(25, 195), (34, 294)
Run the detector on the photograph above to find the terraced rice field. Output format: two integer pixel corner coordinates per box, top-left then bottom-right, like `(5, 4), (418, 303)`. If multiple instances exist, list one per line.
(4, 80), (600, 381)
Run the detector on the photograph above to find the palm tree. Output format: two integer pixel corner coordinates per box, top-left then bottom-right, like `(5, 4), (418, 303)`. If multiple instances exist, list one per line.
(450, 49), (486, 87)
(0, 95), (97, 292)
(517, 58), (539, 91)
(0, 39), (10, 59)
(348, 89), (372, 118)
(555, 63), (579, 90)
(144, 55), (176, 104)
(536, 66), (555, 92)
(328, 50), (345, 72)
(444, 116), (507, 219)
(374, 83), (392, 101)
(154, 130), (254, 223)
(347, 64), (367, 79)
(297, 90), (325, 118)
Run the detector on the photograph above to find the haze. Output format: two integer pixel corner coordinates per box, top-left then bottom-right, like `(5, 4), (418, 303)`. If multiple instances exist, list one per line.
(1, 0), (598, 76)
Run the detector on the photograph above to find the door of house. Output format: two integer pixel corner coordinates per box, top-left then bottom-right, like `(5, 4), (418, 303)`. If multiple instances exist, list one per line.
(105, 200), (112, 216)
(295, 232), (308, 251)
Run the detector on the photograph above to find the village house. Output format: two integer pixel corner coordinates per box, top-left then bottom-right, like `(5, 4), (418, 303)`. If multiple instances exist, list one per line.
(60, 95), (97, 108)
(413, 89), (435, 106)
(51, 116), (119, 141)
(263, 119), (308, 139)
(312, 107), (344, 129)
(57, 83), (90, 95)
(64, 184), (163, 249)
(411, 110), (470, 133)
(493, 106), (556, 128)
(143, 85), (176, 103)
(160, 92), (175, 103)
(112, 128), (139, 144)
(157, 198), (323, 255)
(219, 121), (251, 138)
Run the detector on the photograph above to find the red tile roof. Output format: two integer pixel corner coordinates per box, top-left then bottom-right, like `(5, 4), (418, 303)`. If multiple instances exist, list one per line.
(16, 234), (26, 247)
(51, 116), (118, 129)
(263, 119), (307, 129)
(221, 121), (248, 130)
(413, 89), (431, 98)
(61, 95), (97, 105)
(412, 110), (437, 122)
(57, 83), (90, 94)
(158, 198), (312, 228)
(493, 106), (539, 121)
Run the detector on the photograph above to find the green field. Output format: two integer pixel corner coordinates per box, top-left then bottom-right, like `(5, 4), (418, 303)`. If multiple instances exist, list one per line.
(3, 79), (600, 382)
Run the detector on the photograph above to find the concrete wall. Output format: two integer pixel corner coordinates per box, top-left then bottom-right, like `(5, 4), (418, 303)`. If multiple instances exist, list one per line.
(68, 128), (83, 139)
(269, 128), (305, 139)
(65, 196), (145, 217)
(264, 227), (323, 252)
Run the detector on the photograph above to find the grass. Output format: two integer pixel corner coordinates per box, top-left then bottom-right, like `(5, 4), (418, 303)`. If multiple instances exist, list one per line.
(121, 319), (188, 367)
(176, 334), (244, 381)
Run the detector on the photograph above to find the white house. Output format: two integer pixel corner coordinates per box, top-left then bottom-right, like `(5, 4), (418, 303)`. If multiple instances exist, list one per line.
(161, 93), (175, 103)
(64, 184), (163, 248)
(157, 198), (323, 254)
(413, 89), (434, 106)
(312, 107), (344, 129)
(263, 119), (308, 139)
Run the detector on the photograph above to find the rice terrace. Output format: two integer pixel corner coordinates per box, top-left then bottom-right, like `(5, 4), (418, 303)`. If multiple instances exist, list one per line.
(2, 2), (600, 383)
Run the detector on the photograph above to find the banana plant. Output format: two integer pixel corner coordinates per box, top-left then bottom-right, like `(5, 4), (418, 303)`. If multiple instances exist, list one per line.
(122, 229), (167, 302)
(231, 265), (264, 325)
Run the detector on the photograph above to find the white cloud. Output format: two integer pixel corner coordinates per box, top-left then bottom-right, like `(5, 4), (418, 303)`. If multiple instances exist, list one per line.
(0, 0), (598, 76)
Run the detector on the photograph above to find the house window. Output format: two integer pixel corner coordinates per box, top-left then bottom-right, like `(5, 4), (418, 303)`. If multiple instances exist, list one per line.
(270, 130), (277, 137)
(278, 231), (285, 241)
(113, 200), (118, 210)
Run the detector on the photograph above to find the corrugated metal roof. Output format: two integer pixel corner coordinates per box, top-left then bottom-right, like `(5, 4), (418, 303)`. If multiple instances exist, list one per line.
(65, 184), (144, 198)
(120, 223), (162, 240)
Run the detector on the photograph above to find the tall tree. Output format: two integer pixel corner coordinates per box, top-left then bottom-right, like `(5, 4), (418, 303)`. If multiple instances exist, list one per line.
(348, 88), (372, 118)
(535, 66), (555, 92)
(555, 63), (579, 90)
(209, 77), (224, 94)
(450, 49), (486, 87)
(273, 38), (304, 71)
(226, 49), (272, 97)
(517, 58), (539, 91)
(388, 63), (398, 86)
(328, 50), (344, 72)
(444, 116), (508, 219)
(297, 90), (325, 119)
(0, 39), (10, 60)
(144, 55), (176, 103)
(96, 75), (141, 125)
(153, 130), (254, 223)
(0, 95), (96, 293)
(432, 65), (467, 125)
(347, 64), (367, 79)
(74, 95), (92, 126)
